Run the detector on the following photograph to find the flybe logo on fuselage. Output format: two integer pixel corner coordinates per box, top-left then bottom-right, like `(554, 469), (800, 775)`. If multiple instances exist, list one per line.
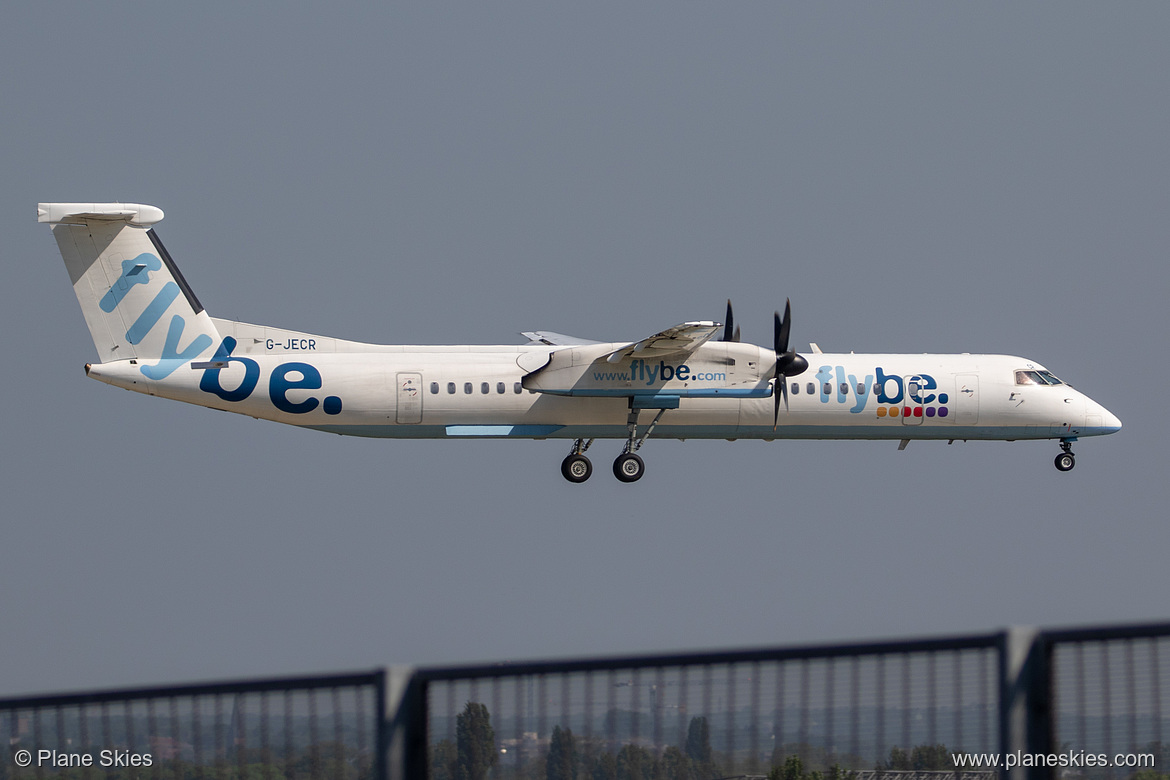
(198, 338), (343, 416)
(810, 366), (950, 417)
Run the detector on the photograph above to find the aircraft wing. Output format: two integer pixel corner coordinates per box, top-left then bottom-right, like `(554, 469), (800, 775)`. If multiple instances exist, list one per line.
(603, 321), (722, 364)
(521, 331), (603, 346)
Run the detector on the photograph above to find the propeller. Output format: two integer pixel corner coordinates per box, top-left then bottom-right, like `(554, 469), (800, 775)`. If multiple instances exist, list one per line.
(722, 299), (740, 342)
(772, 299), (809, 429)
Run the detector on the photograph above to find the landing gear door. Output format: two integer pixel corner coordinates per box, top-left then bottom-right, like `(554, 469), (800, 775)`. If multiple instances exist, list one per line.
(396, 372), (423, 424)
(901, 375), (924, 425)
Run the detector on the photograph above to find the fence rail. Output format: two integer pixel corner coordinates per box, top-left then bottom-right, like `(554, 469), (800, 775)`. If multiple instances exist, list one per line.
(2, 623), (1168, 780)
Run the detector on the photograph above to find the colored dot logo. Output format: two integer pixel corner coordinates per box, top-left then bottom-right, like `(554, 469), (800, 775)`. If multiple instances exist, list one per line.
(877, 393), (949, 419)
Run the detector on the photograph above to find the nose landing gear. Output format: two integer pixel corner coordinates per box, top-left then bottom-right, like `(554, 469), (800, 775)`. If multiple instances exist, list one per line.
(1054, 438), (1076, 472)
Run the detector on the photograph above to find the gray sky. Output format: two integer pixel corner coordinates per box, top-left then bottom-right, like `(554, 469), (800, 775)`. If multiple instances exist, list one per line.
(2, 3), (1166, 697)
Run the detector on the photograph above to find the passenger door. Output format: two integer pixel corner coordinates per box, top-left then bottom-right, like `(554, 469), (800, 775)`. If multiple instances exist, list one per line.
(396, 372), (423, 424)
(954, 374), (978, 425)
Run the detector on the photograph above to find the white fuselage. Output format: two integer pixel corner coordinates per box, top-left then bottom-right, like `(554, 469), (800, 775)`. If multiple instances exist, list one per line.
(85, 322), (1121, 444)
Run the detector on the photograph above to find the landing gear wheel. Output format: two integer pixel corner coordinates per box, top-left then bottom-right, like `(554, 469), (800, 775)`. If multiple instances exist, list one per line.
(1054, 452), (1076, 472)
(561, 454), (593, 483)
(613, 452), (645, 483)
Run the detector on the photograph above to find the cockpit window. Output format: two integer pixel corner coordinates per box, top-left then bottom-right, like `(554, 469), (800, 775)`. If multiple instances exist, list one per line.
(1015, 369), (1064, 386)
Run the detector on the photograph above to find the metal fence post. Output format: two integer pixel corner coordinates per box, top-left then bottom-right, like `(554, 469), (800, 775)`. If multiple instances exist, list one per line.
(999, 627), (1052, 780)
(381, 666), (423, 780)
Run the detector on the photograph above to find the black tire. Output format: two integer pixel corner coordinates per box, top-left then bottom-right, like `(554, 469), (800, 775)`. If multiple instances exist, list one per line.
(1054, 452), (1075, 472)
(613, 452), (645, 483)
(561, 454), (592, 483)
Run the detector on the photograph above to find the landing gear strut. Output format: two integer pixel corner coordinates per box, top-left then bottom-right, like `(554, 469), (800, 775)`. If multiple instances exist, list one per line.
(560, 404), (669, 483)
(1054, 438), (1076, 472)
(612, 404), (666, 483)
(561, 439), (594, 483)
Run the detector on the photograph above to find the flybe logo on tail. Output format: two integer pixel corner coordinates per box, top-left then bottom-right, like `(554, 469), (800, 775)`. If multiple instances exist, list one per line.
(98, 253), (213, 380)
(100, 255), (163, 312)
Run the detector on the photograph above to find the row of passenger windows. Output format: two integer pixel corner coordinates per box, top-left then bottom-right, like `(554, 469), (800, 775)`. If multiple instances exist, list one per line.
(791, 382), (878, 396)
(787, 372), (1066, 395)
(431, 381), (525, 395)
(423, 375), (1061, 397)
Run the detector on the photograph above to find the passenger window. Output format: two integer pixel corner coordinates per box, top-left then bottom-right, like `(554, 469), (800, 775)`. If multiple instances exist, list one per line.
(447, 382), (456, 394)
(857, 383), (866, 394)
(464, 382), (472, 394)
(822, 383), (831, 395)
(807, 382), (815, 394)
(840, 383), (848, 395)
(496, 382), (505, 394)
(430, 382), (439, 394)
(791, 382), (799, 395)
(481, 382), (490, 394)
(513, 382), (523, 394)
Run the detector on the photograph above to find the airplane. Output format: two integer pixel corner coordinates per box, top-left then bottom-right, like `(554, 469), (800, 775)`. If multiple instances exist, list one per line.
(38, 201), (1121, 483)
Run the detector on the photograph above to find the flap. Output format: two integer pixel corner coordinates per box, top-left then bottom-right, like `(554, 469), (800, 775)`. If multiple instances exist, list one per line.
(603, 321), (722, 364)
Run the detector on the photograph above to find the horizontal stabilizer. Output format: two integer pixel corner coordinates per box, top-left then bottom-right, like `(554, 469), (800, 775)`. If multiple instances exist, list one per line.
(38, 202), (165, 226)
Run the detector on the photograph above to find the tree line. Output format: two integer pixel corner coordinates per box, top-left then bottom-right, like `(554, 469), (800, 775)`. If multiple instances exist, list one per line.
(436, 701), (1135, 780)
(430, 702), (724, 780)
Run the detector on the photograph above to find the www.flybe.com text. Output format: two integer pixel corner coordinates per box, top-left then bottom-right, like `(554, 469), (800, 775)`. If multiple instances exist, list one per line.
(952, 750), (1154, 769)
(593, 359), (727, 385)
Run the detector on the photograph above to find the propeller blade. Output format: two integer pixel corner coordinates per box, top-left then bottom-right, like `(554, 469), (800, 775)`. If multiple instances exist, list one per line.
(773, 376), (788, 430)
(723, 300), (738, 342)
(776, 299), (792, 355)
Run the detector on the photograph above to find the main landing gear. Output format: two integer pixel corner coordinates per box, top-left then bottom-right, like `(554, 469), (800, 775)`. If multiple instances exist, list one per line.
(561, 439), (594, 483)
(1054, 438), (1076, 472)
(560, 404), (668, 483)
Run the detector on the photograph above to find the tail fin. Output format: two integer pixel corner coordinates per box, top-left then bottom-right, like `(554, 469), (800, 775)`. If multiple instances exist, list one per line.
(39, 203), (221, 380)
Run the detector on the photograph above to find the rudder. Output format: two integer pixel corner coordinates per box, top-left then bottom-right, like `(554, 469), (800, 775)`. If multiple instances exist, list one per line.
(39, 202), (220, 380)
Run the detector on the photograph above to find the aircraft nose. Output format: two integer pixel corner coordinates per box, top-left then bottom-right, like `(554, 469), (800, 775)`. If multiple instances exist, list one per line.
(1085, 399), (1122, 435)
